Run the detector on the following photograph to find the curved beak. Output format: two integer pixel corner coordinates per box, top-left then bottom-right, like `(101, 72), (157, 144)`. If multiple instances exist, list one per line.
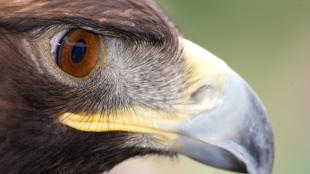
(173, 40), (274, 174)
(59, 39), (274, 174)
(174, 71), (275, 174)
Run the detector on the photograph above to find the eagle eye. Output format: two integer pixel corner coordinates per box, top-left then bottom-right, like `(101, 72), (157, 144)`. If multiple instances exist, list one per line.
(50, 28), (103, 78)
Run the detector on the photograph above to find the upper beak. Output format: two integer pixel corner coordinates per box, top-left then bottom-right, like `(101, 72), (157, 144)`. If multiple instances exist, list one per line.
(59, 39), (274, 174)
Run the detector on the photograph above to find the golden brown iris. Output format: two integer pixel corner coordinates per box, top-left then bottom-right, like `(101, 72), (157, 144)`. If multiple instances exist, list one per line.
(57, 29), (100, 77)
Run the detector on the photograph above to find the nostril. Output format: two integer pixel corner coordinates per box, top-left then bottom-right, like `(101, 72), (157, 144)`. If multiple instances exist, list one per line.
(190, 85), (212, 103)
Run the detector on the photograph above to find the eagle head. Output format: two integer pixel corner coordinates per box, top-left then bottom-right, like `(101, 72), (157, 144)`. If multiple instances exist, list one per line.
(0, 0), (274, 174)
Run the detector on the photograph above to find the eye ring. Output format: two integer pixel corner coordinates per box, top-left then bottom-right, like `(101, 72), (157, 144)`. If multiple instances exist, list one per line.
(51, 28), (101, 78)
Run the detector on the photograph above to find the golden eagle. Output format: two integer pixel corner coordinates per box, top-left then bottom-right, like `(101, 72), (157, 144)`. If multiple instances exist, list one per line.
(0, 0), (274, 174)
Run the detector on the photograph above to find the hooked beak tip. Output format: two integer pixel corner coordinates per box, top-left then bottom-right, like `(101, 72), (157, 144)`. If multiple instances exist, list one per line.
(173, 69), (274, 174)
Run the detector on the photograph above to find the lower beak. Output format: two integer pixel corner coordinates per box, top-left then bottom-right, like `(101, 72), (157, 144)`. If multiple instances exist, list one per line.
(59, 39), (274, 174)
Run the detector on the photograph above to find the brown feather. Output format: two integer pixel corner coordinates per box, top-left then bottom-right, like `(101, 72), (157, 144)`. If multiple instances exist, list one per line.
(0, 0), (182, 173)
(0, 0), (179, 43)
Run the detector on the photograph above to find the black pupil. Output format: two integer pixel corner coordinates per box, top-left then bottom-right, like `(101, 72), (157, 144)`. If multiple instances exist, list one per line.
(71, 39), (87, 64)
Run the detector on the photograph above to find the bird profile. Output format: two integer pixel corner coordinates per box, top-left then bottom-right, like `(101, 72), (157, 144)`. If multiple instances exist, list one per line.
(0, 1), (274, 174)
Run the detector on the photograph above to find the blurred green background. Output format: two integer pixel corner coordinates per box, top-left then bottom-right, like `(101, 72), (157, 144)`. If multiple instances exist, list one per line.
(109, 1), (310, 174)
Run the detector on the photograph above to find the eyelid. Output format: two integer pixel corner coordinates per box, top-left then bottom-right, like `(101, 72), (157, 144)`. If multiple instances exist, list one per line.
(50, 29), (69, 59)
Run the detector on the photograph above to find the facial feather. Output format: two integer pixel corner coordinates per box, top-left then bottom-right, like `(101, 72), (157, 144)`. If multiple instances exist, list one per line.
(0, 1), (184, 173)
